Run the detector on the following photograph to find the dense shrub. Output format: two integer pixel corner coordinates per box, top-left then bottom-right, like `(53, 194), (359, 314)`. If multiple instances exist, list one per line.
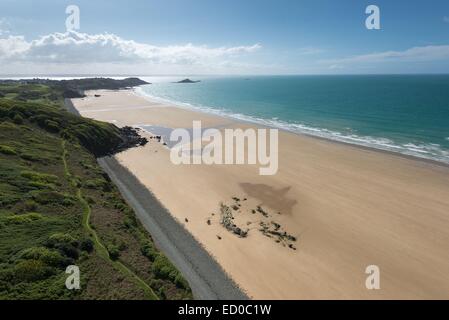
(12, 114), (23, 125)
(13, 259), (54, 282)
(123, 216), (137, 229)
(150, 254), (189, 289)
(23, 199), (38, 211)
(141, 241), (158, 261)
(28, 181), (56, 190)
(174, 274), (189, 290)
(30, 190), (75, 206)
(0, 144), (17, 155)
(20, 247), (69, 268)
(5, 212), (44, 224)
(44, 233), (80, 261)
(108, 245), (120, 261)
(84, 178), (109, 191)
(43, 119), (60, 133)
(47, 93), (60, 101)
(0, 188), (22, 206)
(21, 171), (58, 184)
(152, 255), (176, 279)
(46, 233), (78, 248)
(80, 239), (94, 253)
(20, 152), (42, 162)
(57, 243), (79, 260)
(16, 90), (42, 100)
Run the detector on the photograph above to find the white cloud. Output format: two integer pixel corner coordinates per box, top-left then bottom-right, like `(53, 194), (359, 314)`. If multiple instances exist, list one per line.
(0, 35), (29, 59)
(0, 30), (261, 66)
(322, 45), (449, 66)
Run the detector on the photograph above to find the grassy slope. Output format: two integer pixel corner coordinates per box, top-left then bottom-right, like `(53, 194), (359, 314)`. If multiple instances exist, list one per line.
(0, 83), (192, 300)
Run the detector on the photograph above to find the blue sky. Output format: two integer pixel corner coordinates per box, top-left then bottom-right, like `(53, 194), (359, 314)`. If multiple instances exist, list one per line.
(1, 0), (449, 75)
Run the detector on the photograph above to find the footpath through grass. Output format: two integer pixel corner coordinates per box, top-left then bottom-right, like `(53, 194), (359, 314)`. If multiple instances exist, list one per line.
(61, 140), (158, 300)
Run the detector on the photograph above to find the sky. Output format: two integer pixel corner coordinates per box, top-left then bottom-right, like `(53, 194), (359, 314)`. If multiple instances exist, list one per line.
(1, 0), (449, 75)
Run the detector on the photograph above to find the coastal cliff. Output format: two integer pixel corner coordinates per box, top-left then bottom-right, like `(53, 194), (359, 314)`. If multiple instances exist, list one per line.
(0, 79), (191, 300)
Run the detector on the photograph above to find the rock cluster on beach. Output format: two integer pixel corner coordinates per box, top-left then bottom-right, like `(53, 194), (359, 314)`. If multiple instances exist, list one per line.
(211, 196), (297, 251)
(259, 221), (297, 250)
(148, 134), (168, 147)
(109, 126), (148, 155)
(219, 203), (249, 238)
(149, 135), (162, 143)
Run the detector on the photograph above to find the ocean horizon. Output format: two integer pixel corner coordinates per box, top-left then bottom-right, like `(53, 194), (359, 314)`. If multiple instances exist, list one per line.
(135, 75), (449, 164)
(2, 74), (448, 163)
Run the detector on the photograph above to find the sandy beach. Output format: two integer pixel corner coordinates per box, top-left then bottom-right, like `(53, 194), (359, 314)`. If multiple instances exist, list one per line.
(72, 89), (449, 300)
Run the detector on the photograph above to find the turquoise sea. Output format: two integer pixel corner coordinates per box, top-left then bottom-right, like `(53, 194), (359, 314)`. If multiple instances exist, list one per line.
(137, 75), (449, 164)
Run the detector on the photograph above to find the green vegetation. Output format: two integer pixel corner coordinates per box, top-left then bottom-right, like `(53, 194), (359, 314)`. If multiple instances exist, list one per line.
(0, 95), (124, 157)
(0, 145), (17, 155)
(5, 212), (45, 224)
(0, 81), (192, 300)
(0, 78), (148, 100)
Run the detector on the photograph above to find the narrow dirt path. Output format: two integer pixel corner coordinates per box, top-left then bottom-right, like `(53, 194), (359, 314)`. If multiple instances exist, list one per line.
(61, 140), (158, 300)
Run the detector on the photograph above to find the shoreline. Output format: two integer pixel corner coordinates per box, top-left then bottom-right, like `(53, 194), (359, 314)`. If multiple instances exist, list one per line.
(134, 87), (449, 168)
(71, 88), (449, 299)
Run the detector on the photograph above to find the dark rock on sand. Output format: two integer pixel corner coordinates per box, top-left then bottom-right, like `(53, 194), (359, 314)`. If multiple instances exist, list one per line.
(220, 203), (248, 238)
(113, 126), (148, 154)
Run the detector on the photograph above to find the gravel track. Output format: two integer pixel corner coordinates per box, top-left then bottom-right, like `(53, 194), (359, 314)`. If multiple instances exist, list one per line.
(98, 157), (248, 300)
